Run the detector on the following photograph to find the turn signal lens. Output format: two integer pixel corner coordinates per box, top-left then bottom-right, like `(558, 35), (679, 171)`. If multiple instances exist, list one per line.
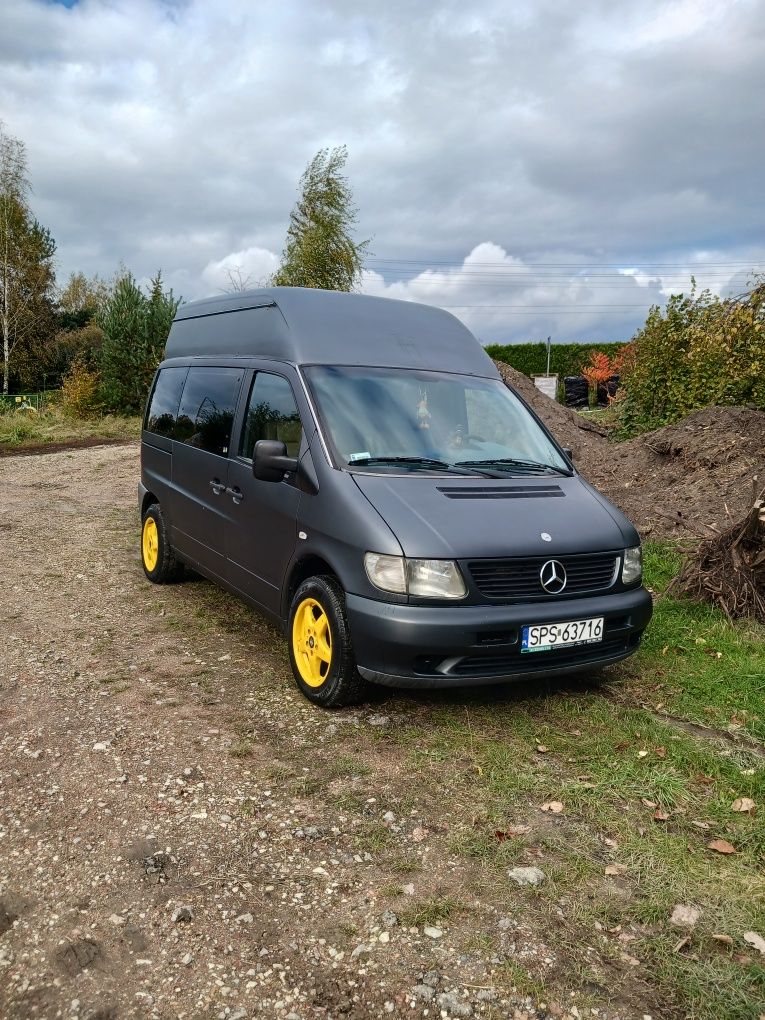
(364, 552), (407, 594)
(407, 559), (466, 599)
(622, 546), (643, 585)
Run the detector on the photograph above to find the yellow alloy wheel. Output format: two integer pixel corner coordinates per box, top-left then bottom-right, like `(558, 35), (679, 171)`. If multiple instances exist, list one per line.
(142, 516), (159, 572)
(292, 597), (332, 687)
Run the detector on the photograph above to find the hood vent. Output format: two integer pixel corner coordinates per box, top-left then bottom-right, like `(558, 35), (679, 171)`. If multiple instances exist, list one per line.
(437, 484), (563, 500)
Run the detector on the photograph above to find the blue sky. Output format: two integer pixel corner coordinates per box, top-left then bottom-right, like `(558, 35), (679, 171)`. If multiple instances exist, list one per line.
(3, 0), (764, 343)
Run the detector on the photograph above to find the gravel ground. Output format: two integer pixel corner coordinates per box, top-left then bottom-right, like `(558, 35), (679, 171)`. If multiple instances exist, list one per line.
(0, 444), (657, 1020)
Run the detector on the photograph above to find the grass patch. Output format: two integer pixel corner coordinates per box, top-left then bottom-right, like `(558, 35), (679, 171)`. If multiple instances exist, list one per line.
(629, 541), (765, 741)
(389, 562), (765, 1019)
(0, 405), (141, 449)
(399, 895), (466, 928)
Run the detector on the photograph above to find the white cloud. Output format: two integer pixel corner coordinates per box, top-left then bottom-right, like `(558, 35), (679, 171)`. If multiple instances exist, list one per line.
(201, 246), (280, 294)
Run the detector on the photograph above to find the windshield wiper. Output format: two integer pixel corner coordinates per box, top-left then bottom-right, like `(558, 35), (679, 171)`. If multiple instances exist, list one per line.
(348, 456), (486, 476)
(455, 457), (573, 476)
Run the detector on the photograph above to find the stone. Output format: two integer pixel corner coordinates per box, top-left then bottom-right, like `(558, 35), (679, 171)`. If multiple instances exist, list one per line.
(378, 931), (390, 944)
(92, 742), (110, 752)
(381, 910), (399, 928)
(498, 917), (514, 929)
(436, 991), (473, 1017)
(476, 988), (498, 1001)
(235, 912), (254, 924)
(171, 905), (193, 923)
(383, 810), (396, 823)
(507, 866), (545, 887)
(350, 943), (371, 959)
(670, 904), (701, 928)
(181, 953), (194, 966)
(422, 970), (441, 988)
(423, 925), (443, 939)
(368, 715), (390, 727)
(108, 913), (126, 927)
(411, 983), (435, 1001)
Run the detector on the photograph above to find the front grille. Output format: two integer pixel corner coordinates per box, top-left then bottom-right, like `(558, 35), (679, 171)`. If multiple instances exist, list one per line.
(446, 637), (631, 677)
(468, 552), (619, 601)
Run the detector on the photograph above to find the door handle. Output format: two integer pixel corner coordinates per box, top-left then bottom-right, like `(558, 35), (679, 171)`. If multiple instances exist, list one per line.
(226, 485), (244, 505)
(209, 478), (225, 495)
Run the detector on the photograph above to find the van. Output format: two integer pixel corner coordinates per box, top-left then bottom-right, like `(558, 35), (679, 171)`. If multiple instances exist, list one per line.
(139, 288), (652, 707)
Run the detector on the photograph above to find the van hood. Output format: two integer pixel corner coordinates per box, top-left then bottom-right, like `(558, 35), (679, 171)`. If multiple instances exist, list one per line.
(352, 473), (640, 559)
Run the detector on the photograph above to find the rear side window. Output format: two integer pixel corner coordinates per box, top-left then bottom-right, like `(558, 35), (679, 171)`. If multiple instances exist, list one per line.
(145, 367), (188, 437)
(240, 373), (303, 460)
(175, 367), (244, 456)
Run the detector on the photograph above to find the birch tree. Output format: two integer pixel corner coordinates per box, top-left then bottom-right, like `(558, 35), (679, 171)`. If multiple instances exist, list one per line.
(0, 122), (56, 393)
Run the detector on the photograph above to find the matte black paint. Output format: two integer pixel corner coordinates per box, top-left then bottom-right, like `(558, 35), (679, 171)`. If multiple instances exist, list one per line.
(141, 287), (652, 689)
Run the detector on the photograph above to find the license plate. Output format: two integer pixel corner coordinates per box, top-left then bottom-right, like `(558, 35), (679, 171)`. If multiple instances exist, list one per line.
(521, 617), (604, 653)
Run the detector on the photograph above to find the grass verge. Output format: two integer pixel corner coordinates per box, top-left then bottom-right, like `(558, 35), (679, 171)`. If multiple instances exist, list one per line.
(0, 405), (141, 450)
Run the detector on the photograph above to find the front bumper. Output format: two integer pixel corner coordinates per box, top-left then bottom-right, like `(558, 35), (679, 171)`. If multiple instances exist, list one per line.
(346, 587), (653, 689)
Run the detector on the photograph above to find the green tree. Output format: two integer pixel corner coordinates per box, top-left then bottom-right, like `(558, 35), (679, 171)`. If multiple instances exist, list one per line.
(98, 270), (180, 413)
(0, 122), (57, 393)
(272, 146), (369, 291)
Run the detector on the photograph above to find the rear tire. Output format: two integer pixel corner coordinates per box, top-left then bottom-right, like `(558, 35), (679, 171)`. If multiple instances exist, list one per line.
(141, 503), (183, 583)
(288, 576), (367, 707)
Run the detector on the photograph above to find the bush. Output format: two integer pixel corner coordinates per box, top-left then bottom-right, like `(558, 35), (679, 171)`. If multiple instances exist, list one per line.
(61, 358), (102, 419)
(484, 341), (625, 379)
(619, 281), (765, 434)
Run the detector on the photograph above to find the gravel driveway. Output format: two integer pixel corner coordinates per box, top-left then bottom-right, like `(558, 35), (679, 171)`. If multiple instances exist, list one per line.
(0, 444), (661, 1020)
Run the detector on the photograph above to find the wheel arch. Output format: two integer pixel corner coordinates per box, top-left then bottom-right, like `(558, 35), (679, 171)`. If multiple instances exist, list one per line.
(141, 491), (159, 518)
(283, 554), (340, 620)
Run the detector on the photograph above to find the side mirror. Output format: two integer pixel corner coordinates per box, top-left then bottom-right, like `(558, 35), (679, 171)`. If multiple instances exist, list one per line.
(253, 439), (299, 482)
(562, 447), (574, 461)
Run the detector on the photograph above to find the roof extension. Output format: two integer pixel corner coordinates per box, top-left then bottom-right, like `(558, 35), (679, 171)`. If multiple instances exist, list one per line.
(164, 287), (497, 376)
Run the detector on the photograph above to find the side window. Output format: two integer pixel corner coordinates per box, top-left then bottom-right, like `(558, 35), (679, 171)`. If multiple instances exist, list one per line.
(145, 367), (188, 437)
(175, 367), (243, 456)
(240, 373), (303, 460)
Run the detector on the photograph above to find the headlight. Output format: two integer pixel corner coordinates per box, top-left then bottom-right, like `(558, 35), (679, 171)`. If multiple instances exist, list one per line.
(622, 546), (642, 585)
(407, 558), (466, 599)
(364, 553), (466, 599)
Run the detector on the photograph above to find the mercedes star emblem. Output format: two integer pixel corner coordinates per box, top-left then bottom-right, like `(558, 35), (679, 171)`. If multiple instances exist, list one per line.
(540, 559), (567, 594)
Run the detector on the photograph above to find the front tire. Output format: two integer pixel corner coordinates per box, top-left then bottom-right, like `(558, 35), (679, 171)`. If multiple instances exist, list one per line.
(288, 576), (367, 707)
(141, 503), (183, 583)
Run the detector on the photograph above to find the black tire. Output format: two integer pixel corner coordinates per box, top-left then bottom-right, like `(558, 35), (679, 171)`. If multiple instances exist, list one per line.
(287, 575), (367, 708)
(140, 503), (183, 583)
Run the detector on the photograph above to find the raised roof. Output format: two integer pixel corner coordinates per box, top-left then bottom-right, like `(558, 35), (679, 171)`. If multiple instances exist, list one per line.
(164, 287), (497, 376)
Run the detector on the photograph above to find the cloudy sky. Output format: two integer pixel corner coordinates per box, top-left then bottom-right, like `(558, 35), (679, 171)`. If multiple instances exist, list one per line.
(3, 0), (764, 343)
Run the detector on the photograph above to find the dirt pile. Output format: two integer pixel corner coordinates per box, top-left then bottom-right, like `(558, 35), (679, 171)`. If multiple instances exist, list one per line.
(585, 407), (765, 538)
(496, 360), (765, 539)
(493, 360), (608, 462)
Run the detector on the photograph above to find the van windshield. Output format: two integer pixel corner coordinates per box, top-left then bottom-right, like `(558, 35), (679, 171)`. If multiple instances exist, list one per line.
(304, 366), (570, 476)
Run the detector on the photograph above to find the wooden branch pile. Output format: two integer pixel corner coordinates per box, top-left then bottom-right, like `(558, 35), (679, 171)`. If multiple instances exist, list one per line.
(671, 482), (765, 623)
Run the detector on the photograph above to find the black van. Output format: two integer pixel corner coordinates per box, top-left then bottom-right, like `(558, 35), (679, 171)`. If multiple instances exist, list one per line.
(140, 288), (652, 706)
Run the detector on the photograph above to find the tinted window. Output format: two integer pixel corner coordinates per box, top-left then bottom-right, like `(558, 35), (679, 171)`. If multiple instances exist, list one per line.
(240, 373), (303, 460)
(175, 367), (243, 456)
(145, 367), (188, 437)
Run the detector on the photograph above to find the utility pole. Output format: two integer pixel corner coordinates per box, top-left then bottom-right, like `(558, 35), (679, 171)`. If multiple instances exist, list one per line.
(546, 335), (551, 376)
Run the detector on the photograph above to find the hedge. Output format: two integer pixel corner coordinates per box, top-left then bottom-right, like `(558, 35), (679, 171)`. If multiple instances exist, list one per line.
(484, 341), (626, 379)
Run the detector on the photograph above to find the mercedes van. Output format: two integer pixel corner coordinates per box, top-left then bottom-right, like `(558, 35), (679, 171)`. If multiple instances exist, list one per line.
(139, 288), (652, 706)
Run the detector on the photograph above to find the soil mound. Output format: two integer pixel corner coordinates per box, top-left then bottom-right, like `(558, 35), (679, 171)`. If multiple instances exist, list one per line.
(584, 407), (765, 538)
(493, 360), (607, 462)
(496, 360), (765, 539)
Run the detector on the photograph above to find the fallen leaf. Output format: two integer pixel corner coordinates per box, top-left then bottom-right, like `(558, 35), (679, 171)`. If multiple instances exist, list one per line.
(654, 746), (667, 758)
(540, 801), (564, 814)
(536, 745), (549, 753)
(507, 824), (531, 836)
(711, 933), (733, 946)
(731, 797), (756, 814)
(619, 952), (640, 967)
(571, 729), (582, 736)
(641, 798), (657, 809)
(670, 904), (701, 928)
(605, 864), (627, 876)
(708, 838), (736, 855)
(603, 837), (618, 848)
(690, 820), (711, 831)
(637, 750), (649, 758)
(672, 936), (691, 953)
(411, 826), (428, 842)
(653, 810), (670, 822)
(743, 931), (765, 955)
